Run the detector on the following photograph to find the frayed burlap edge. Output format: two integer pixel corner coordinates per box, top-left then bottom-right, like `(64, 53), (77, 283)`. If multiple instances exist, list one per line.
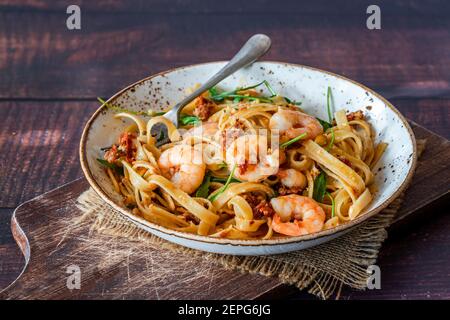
(74, 140), (425, 299)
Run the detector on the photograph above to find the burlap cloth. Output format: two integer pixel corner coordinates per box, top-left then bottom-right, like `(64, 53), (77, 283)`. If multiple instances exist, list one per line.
(74, 140), (425, 299)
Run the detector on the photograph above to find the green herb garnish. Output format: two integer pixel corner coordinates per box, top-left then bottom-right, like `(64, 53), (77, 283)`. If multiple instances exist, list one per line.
(208, 87), (219, 97)
(180, 114), (201, 126)
(96, 158), (123, 175)
(209, 80), (275, 103)
(238, 80), (275, 95)
(262, 80), (276, 97)
(325, 192), (335, 218)
(321, 87), (335, 151)
(156, 130), (166, 142)
(98, 97), (148, 116)
(280, 132), (307, 148)
(208, 165), (237, 201)
(196, 171), (242, 199)
(195, 173), (211, 198)
(284, 97), (302, 105)
(326, 128), (335, 151)
(215, 94), (272, 103)
(313, 171), (327, 202)
(326, 86), (333, 123)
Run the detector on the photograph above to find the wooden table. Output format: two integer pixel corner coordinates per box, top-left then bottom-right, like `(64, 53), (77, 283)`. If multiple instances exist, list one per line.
(0, 0), (449, 299)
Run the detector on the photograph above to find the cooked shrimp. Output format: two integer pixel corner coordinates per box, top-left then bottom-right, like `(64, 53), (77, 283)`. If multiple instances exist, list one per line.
(269, 108), (323, 141)
(226, 134), (280, 182)
(184, 121), (219, 139)
(158, 144), (206, 194)
(277, 168), (307, 189)
(270, 195), (325, 236)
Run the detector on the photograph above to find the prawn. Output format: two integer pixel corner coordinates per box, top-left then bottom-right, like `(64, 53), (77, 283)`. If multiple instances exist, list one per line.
(270, 195), (325, 236)
(158, 144), (206, 194)
(269, 108), (323, 141)
(225, 134), (280, 182)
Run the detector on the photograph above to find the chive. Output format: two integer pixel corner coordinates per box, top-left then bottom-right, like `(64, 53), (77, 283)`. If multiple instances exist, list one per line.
(327, 86), (333, 123)
(238, 80), (269, 92)
(208, 87), (219, 97)
(326, 128), (335, 151)
(326, 192), (335, 218)
(284, 96), (302, 105)
(280, 132), (307, 148)
(313, 171), (327, 202)
(98, 97), (147, 116)
(208, 165), (237, 201)
(180, 114), (200, 126)
(214, 94), (272, 103)
(96, 158), (123, 175)
(209, 81), (274, 103)
(195, 173), (211, 198)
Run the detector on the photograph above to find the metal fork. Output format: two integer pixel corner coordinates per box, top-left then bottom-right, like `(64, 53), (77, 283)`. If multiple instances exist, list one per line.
(162, 34), (271, 128)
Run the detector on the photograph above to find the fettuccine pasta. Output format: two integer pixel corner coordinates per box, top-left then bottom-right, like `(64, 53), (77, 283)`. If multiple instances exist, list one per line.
(97, 82), (386, 239)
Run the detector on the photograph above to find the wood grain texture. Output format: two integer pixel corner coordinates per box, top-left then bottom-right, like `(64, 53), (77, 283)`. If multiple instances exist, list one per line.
(0, 1), (449, 99)
(393, 99), (450, 140)
(4, 0), (449, 15)
(0, 208), (24, 290)
(1, 123), (448, 300)
(340, 195), (450, 300)
(0, 179), (282, 300)
(393, 123), (450, 222)
(0, 101), (98, 207)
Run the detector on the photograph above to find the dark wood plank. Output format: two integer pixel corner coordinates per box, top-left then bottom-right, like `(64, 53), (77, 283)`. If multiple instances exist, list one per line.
(287, 194), (450, 300)
(393, 99), (450, 140)
(0, 101), (98, 207)
(1, 179), (281, 300)
(393, 123), (450, 222)
(1, 1), (449, 99)
(339, 195), (450, 300)
(0, 208), (23, 290)
(2, 0), (450, 16)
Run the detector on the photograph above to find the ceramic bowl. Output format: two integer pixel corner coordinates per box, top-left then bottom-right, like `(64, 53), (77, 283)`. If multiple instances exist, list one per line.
(80, 61), (417, 255)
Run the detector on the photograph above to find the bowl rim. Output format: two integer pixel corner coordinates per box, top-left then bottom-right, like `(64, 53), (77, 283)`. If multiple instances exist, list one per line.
(80, 60), (417, 247)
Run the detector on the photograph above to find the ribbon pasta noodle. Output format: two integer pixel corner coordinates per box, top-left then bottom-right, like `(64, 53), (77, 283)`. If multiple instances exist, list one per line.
(98, 83), (386, 239)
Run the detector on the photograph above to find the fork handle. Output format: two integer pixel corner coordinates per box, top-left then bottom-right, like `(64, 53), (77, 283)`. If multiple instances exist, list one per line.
(165, 34), (271, 126)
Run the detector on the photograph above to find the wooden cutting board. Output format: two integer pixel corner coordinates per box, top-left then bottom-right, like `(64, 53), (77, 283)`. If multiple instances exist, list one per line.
(1, 122), (449, 300)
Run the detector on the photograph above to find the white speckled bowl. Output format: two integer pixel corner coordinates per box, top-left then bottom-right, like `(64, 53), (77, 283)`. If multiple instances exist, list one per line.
(80, 61), (417, 255)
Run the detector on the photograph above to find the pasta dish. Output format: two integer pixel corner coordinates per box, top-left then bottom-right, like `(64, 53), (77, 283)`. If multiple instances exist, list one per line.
(97, 81), (386, 239)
